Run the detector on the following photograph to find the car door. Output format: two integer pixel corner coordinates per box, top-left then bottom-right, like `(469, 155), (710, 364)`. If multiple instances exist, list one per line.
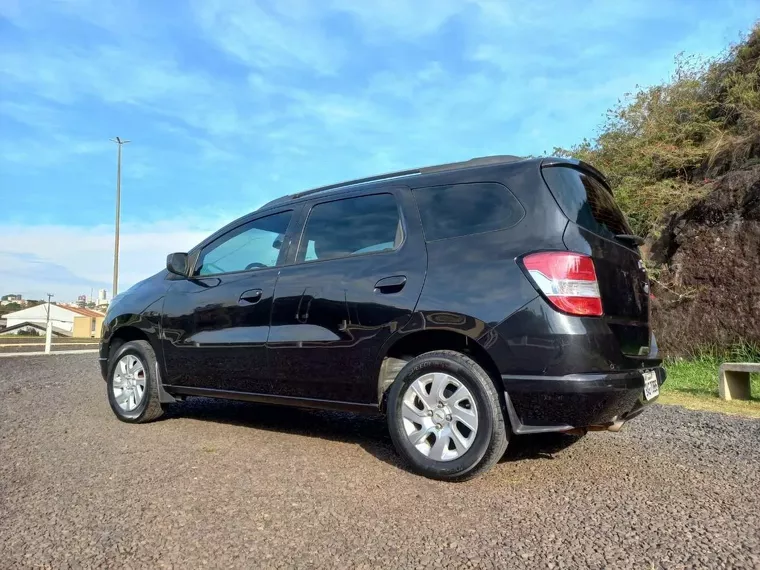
(161, 208), (298, 393)
(267, 188), (427, 404)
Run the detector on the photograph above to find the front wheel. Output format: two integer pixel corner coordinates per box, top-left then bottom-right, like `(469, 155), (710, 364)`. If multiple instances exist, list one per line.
(106, 340), (165, 423)
(387, 350), (509, 481)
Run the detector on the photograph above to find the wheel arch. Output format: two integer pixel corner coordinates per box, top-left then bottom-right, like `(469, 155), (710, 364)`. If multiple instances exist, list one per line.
(104, 311), (162, 355)
(375, 327), (502, 412)
(108, 324), (151, 355)
(106, 323), (177, 404)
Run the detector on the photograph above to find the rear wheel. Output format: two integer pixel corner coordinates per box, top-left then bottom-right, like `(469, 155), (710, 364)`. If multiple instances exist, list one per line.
(107, 340), (164, 423)
(387, 350), (508, 481)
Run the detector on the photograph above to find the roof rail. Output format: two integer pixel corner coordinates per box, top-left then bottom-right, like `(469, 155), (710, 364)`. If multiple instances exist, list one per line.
(260, 154), (526, 209)
(421, 155), (524, 173)
(289, 167), (422, 200)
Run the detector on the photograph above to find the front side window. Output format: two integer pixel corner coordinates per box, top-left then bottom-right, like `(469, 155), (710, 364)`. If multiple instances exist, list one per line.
(194, 211), (292, 276)
(298, 194), (401, 262)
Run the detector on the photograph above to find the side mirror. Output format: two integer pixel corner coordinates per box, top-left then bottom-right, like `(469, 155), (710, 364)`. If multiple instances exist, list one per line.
(166, 252), (189, 276)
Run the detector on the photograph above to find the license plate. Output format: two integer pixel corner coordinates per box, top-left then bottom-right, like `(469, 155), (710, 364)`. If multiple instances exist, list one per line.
(643, 370), (659, 401)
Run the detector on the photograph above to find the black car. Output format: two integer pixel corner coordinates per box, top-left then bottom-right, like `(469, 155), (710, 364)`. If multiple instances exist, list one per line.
(100, 155), (665, 481)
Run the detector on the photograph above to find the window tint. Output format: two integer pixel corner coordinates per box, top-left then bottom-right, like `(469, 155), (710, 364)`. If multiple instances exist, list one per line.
(412, 182), (524, 241)
(542, 166), (632, 239)
(298, 194), (401, 262)
(194, 211), (292, 276)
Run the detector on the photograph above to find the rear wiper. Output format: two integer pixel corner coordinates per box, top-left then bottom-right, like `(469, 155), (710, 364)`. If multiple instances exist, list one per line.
(615, 234), (646, 246)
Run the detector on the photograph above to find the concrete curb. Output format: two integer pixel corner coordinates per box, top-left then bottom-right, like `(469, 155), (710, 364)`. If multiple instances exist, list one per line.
(0, 350), (99, 358)
(0, 342), (99, 348)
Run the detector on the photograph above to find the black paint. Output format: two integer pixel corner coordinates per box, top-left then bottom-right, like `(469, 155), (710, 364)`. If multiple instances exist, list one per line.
(100, 157), (664, 432)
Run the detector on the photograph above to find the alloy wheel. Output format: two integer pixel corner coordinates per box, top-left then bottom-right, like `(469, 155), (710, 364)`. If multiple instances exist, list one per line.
(401, 372), (479, 461)
(112, 354), (146, 413)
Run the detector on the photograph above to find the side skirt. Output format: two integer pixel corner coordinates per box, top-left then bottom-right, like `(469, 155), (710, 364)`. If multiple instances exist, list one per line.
(164, 385), (381, 415)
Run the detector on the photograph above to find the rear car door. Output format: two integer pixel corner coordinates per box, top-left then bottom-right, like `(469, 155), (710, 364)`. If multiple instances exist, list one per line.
(541, 163), (652, 357)
(161, 209), (298, 393)
(267, 188), (427, 404)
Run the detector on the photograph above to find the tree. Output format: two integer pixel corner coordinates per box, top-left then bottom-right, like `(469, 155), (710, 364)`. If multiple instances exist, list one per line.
(0, 302), (22, 317)
(556, 23), (760, 236)
(18, 328), (40, 337)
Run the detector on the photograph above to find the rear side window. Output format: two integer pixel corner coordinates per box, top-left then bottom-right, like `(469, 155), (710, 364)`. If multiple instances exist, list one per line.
(412, 182), (524, 241)
(298, 193), (402, 262)
(542, 166), (632, 239)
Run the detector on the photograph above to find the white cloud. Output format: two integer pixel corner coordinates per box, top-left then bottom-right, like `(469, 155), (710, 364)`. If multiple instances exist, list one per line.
(329, 0), (467, 40)
(0, 212), (248, 300)
(1, 0), (757, 301)
(191, 0), (346, 75)
(0, 132), (109, 166)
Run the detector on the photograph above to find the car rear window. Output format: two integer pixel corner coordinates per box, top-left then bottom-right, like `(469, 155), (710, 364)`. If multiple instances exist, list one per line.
(298, 193), (401, 262)
(541, 166), (632, 239)
(412, 182), (524, 241)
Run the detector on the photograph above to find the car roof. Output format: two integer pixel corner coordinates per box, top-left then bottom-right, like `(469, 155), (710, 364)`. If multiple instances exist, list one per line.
(190, 155), (606, 254)
(256, 155), (535, 212)
(253, 154), (608, 215)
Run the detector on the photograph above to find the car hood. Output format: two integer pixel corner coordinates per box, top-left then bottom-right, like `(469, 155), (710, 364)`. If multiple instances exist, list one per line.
(107, 269), (170, 318)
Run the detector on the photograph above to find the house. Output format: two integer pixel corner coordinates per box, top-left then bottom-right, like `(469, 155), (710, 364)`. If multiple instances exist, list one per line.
(1, 303), (105, 337)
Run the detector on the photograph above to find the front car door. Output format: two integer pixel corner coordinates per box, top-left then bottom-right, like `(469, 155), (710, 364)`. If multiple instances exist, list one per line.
(267, 188), (427, 404)
(161, 208), (298, 394)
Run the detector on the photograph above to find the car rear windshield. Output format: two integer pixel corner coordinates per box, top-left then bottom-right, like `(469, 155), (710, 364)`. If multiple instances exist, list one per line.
(541, 165), (632, 240)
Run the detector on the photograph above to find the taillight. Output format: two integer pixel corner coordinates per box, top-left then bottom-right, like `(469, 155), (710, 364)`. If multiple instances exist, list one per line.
(521, 252), (603, 316)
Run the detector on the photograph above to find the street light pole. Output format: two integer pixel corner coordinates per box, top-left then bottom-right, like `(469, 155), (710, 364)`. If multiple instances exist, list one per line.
(44, 293), (54, 353)
(110, 137), (130, 297)
(45, 293), (54, 325)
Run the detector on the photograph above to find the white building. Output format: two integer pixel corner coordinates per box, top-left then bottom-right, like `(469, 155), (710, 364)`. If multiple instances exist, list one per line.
(1, 303), (104, 336)
(96, 288), (109, 310)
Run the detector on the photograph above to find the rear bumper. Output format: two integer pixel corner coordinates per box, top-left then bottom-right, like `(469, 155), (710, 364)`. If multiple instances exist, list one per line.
(502, 366), (666, 434)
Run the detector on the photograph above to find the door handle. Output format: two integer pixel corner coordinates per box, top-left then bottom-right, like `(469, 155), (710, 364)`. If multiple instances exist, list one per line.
(374, 275), (407, 294)
(239, 289), (262, 305)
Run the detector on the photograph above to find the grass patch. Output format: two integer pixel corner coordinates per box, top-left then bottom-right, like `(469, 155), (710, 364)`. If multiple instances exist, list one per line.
(661, 356), (760, 418)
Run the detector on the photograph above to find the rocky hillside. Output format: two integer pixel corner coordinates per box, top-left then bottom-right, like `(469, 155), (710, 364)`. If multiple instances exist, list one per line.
(559, 23), (760, 355)
(649, 166), (760, 354)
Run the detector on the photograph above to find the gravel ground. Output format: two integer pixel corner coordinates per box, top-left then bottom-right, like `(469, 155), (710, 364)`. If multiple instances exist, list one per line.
(1, 354), (759, 569)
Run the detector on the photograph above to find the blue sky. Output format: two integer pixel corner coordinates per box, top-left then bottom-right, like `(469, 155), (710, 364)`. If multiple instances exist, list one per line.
(0, 0), (757, 301)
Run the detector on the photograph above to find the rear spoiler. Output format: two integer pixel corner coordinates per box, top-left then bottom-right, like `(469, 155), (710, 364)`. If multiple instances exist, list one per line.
(540, 157), (612, 194)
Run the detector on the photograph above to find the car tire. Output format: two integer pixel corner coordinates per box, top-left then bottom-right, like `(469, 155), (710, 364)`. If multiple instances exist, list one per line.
(106, 340), (165, 423)
(387, 350), (509, 481)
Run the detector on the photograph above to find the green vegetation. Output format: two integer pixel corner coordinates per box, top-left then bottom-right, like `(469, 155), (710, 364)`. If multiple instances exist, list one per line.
(556, 22), (760, 237)
(554, 23), (760, 417)
(661, 347), (760, 417)
(0, 302), (23, 316)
